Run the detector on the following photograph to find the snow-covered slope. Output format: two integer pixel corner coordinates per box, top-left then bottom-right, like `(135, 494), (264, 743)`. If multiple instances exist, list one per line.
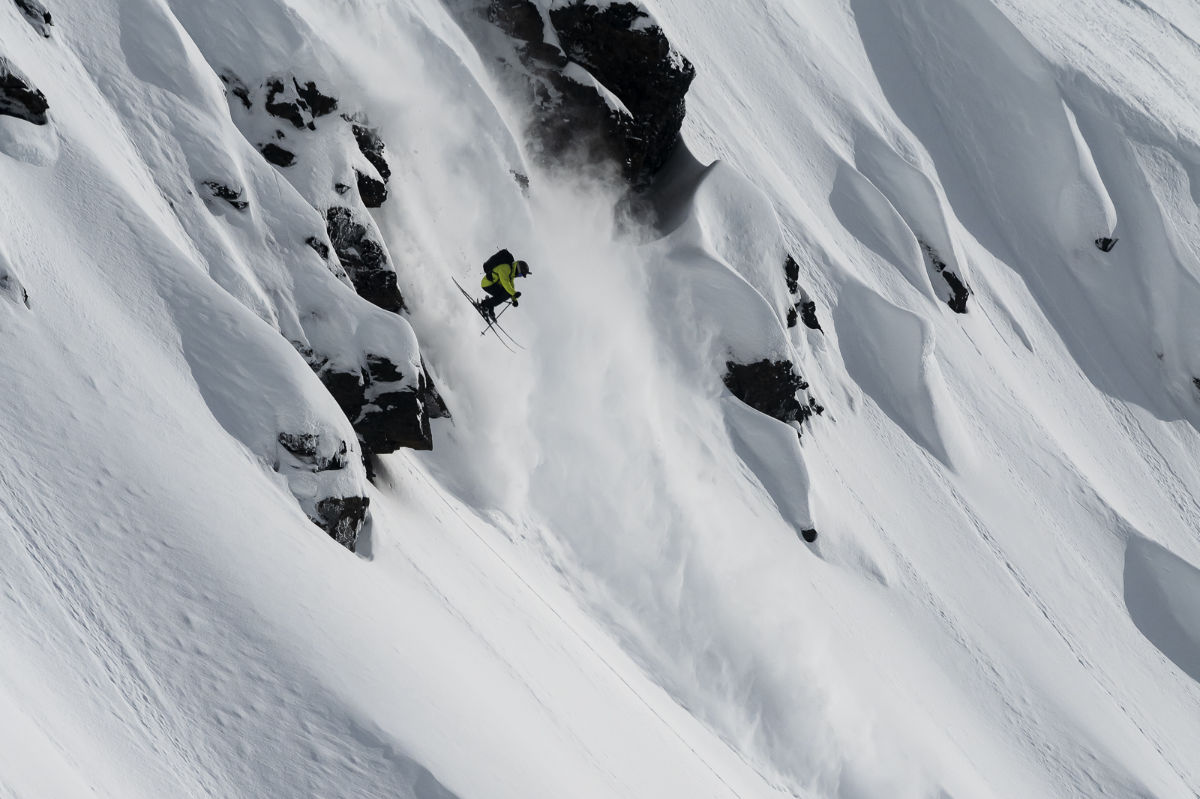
(2, 0), (1200, 797)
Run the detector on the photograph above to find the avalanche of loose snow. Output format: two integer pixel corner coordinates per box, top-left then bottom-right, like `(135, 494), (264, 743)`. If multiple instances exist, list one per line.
(2, 0), (1200, 797)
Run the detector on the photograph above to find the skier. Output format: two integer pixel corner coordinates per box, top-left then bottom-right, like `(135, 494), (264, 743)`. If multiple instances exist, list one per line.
(477, 248), (531, 322)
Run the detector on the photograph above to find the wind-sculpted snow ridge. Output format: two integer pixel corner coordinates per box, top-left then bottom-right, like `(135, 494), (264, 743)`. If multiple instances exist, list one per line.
(4, 0), (1200, 797)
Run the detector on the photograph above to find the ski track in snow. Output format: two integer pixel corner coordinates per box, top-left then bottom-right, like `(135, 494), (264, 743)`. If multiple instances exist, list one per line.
(2, 0), (1200, 797)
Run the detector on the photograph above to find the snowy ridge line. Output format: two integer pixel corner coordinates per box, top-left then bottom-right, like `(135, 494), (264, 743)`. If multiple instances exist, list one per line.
(401, 460), (763, 799)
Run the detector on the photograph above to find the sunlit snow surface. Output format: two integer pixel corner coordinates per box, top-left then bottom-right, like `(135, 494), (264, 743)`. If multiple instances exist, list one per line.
(2, 0), (1200, 797)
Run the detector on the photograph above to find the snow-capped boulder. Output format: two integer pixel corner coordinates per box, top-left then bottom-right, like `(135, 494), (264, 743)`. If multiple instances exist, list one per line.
(0, 265), (29, 308)
(548, 1), (695, 184)
(0, 58), (48, 125)
(12, 0), (52, 37)
(486, 0), (694, 186)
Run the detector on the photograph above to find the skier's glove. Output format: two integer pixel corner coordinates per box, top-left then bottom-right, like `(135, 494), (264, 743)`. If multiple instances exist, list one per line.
(511, 297), (519, 308)
(513, 292), (522, 299)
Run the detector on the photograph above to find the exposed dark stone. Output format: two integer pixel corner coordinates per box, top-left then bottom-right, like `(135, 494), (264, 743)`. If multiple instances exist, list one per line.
(520, 40), (569, 69)
(325, 207), (405, 312)
(294, 79), (337, 118)
(356, 170), (388, 208)
(335, 182), (352, 195)
(800, 528), (818, 543)
(800, 300), (822, 331)
(0, 58), (48, 125)
(201, 180), (249, 211)
(511, 170), (531, 194)
(219, 71), (253, 110)
(488, 0), (545, 42)
(314, 355), (435, 454)
(548, 1), (695, 185)
(260, 142), (296, 167)
(13, 0), (52, 37)
(264, 78), (308, 129)
(787, 305), (798, 329)
(1193, 377), (1200, 393)
(278, 432), (349, 471)
(313, 495), (368, 551)
(920, 241), (970, 314)
(419, 361), (451, 420)
(1096, 237), (1118, 252)
(784, 254), (800, 294)
(306, 236), (330, 260)
(941, 270), (970, 314)
(350, 123), (391, 182)
(724, 359), (817, 430)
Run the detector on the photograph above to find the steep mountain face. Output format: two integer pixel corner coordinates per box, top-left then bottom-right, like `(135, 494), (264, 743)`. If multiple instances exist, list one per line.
(3, 0), (1200, 797)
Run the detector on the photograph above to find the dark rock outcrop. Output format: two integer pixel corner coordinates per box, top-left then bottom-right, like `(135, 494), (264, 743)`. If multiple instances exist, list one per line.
(549, 1), (695, 184)
(325, 207), (405, 312)
(264, 77), (310, 129)
(294, 80), (337, 118)
(782, 255), (822, 331)
(277, 432), (349, 472)
(489, 0), (694, 187)
(800, 528), (818, 543)
(201, 180), (249, 211)
(305, 236), (330, 260)
(1096, 237), (1118, 252)
(260, 142), (296, 167)
(919, 241), (970, 314)
(0, 58), (48, 125)
(314, 354), (436, 454)
(13, 0), (52, 37)
(356, 170), (388, 208)
(798, 300), (822, 331)
(725, 359), (820, 431)
(312, 495), (369, 551)
(349, 122), (391, 207)
(219, 71), (253, 109)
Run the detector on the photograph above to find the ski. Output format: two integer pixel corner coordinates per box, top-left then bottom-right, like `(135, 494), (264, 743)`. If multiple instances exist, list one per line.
(452, 278), (519, 351)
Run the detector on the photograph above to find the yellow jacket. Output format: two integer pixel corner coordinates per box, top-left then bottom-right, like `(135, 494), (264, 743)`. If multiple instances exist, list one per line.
(481, 262), (519, 297)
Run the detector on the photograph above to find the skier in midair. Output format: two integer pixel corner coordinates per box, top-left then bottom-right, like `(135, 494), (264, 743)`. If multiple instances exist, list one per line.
(476, 248), (531, 322)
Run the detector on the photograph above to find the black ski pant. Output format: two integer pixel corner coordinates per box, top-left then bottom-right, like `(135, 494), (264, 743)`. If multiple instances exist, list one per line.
(480, 283), (512, 314)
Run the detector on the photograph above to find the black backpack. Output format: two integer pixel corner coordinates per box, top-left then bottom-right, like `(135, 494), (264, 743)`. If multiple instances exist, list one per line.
(482, 248), (513, 276)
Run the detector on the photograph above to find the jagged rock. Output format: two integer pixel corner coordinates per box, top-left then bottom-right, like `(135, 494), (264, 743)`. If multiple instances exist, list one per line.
(13, 0), (52, 37)
(260, 142), (295, 167)
(488, 0), (545, 42)
(350, 123), (391, 181)
(784, 254), (800, 294)
(511, 170), (530, 194)
(1193, 377), (1200, 394)
(277, 432), (349, 472)
(920, 241), (970, 314)
(1095, 237), (1118, 252)
(264, 78), (310, 129)
(219, 71), (253, 109)
(312, 495), (368, 551)
(548, 1), (695, 185)
(0, 58), (48, 125)
(418, 361), (450, 420)
(334, 182), (351, 195)
(800, 528), (818, 543)
(356, 170), (388, 208)
(294, 80), (337, 118)
(799, 300), (821, 331)
(325, 206), (405, 312)
(201, 180), (249, 211)
(786, 306), (798, 329)
(724, 359), (817, 430)
(305, 236), (330, 260)
(315, 355), (436, 454)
